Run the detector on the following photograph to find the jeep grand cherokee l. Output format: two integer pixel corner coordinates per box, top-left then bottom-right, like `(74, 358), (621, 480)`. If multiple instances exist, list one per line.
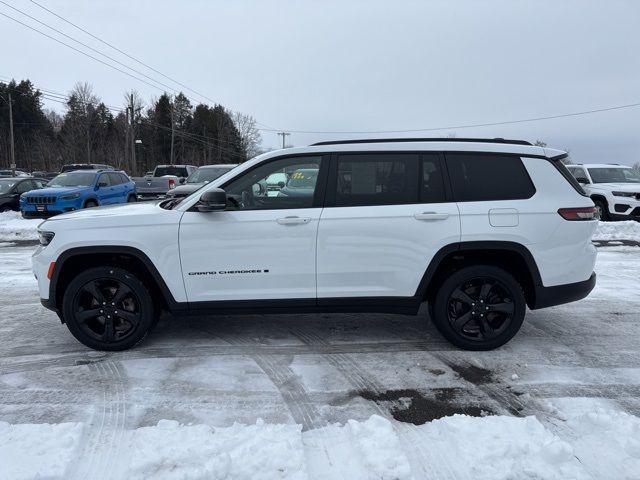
(32, 138), (598, 351)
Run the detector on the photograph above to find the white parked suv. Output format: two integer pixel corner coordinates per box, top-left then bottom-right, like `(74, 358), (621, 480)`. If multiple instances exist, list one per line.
(33, 138), (598, 351)
(566, 163), (640, 221)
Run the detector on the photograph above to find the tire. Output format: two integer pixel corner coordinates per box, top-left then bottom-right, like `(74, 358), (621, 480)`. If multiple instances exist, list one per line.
(593, 199), (609, 221)
(61, 266), (155, 351)
(84, 199), (98, 209)
(127, 194), (137, 203)
(0, 206), (12, 212)
(431, 265), (526, 351)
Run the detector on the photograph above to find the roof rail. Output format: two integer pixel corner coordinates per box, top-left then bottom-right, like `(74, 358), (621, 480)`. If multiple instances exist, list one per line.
(310, 137), (533, 147)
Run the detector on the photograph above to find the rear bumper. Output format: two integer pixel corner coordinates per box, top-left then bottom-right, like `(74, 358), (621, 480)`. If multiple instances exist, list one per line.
(531, 272), (596, 310)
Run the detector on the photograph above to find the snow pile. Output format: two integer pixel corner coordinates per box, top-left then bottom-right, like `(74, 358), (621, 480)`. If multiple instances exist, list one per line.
(593, 220), (640, 241)
(0, 211), (40, 241)
(0, 421), (83, 480)
(128, 419), (306, 480)
(2, 411), (639, 480)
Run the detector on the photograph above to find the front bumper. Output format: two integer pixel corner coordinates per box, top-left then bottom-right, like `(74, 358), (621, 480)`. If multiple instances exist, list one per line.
(531, 272), (596, 310)
(22, 198), (83, 218)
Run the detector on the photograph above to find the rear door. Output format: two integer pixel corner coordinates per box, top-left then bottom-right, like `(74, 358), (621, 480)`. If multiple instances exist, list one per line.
(316, 152), (460, 300)
(108, 173), (127, 203)
(95, 173), (114, 204)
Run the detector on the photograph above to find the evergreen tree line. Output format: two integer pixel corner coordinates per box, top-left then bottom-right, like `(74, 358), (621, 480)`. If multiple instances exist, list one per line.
(0, 79), (262, 175)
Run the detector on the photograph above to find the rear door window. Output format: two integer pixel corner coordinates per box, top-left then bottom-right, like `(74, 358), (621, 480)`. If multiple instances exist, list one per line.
(421, 154), (447, 203)
(445, 153), (535, 201)
(108, 173), (123, 185)
(333, 153), (419, 207)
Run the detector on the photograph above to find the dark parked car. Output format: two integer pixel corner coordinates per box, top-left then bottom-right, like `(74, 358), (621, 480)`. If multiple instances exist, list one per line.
(0, 177), (48, 212)
(31, 171), (60, 180)
(0, 169), (31, 178)
(166, 164), (238, 199)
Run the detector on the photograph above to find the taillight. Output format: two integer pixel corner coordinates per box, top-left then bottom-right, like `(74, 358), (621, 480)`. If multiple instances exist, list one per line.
(168, 179), (176, 189)
(557, 207), (599, 221)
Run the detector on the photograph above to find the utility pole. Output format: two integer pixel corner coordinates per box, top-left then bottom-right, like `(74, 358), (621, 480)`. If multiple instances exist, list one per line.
(7, 93), (15, 172)
(129, 93), (137, 175)
(277, 131), (290, 149)
(170, 102), (175, 165)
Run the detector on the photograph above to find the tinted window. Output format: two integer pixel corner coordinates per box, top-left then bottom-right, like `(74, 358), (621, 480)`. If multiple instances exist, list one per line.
(588, 167), (640, 183)
(446, 153), (535, 201)
(335, 153), (418, 207)
(108, 173), (123, 185)
(97, 174), (111, 187)
(155, 166), (190, 177)
(49, 172), (96, 187)
(224, 156), (323, 210)
(120, 173), (130, 183)
(15, 181), (34, 193)
(421, 154), (447, 203)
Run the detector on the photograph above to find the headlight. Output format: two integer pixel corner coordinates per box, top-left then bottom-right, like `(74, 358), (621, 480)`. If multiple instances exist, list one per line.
(612, 191), (637, 197)
(38, 231), (55, 246)
(61, 193), (81, 200)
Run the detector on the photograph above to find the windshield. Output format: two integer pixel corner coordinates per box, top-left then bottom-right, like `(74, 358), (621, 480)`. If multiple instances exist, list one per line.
(287, 169), (318, 188)
(588, 167), (640, 183)
(0, 179), (17, 194)
(155, 166), (189, 177)
(48, 172), (96, 187)
(187, 167), (233, 184)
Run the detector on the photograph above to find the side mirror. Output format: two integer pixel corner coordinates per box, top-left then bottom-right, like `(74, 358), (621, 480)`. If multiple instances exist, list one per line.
(97, 181), (108, 188)
(576, 177), (589, 184)
(197, 188), (227, 212)
(179, 177), (186, 184)
(277, 181), (285, 188)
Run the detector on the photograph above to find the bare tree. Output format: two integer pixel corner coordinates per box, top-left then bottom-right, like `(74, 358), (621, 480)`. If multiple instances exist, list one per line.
(232, 111), (262, 160)
(632, 161), (640, 172)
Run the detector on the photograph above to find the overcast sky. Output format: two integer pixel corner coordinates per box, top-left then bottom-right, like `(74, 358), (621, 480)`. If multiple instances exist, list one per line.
(2, 0), (639, 164)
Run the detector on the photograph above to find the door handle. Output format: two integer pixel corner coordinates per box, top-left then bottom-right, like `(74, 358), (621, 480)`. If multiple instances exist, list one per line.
(414, 212), (449, 221)
(276, 216), (311, 225)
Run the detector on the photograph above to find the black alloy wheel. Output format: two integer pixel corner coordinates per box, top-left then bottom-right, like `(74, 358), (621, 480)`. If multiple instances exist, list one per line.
(432, 265), (526, 350)
(62, 266), (155, 350)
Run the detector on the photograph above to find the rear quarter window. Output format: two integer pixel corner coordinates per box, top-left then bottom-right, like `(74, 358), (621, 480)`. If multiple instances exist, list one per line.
(445, 153), (536, 201)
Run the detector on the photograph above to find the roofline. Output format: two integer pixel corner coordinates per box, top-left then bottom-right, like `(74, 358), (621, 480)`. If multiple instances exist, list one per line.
(311, 137), (533, 147)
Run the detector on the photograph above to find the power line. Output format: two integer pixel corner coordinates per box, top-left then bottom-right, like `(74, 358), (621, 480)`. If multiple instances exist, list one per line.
(257, 102), (640, 135)
(0, 0), (183, 96)
(0, 10), (178, 95)
(28, 0), (219, 106)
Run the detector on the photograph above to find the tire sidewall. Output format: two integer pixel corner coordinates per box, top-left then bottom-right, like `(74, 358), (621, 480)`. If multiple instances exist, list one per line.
(432, 265), (526, 351)
(62, 266), (155, 351)
(594, 200), (609, 221)
(84, 199), (98, 208)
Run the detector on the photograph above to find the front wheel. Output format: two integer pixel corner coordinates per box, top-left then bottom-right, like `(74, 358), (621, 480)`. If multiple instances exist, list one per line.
(127, 194), (137, 203)
(61, 266), (155, 350)
(84, 199), (98, 209)
(431, 265), (526, 351)
(593, 199), (609, 221)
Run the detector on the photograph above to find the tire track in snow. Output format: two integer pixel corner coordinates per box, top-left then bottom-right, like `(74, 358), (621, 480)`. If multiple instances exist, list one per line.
(67, 361), (128, 480)
(289, 327), (460, 480)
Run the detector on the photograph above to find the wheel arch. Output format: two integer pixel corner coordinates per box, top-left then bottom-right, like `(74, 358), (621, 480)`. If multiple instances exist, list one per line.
(416, 241), (543, 309)
(83, 196), (99, 207)
(50, 246), (183, 319)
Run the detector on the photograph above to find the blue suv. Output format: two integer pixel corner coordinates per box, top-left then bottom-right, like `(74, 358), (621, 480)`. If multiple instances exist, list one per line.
(20, 170), (136, 218)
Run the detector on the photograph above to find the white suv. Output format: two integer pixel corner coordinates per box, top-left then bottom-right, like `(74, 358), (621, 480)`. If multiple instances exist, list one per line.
(33, 138), (598, 351)
(566, 163), (640, 221)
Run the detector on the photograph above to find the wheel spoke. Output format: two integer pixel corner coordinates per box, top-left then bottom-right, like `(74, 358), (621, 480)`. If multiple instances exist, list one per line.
(487, 302), (514, 314)
(111, 284), (132, 306)
(76, 308), (102, 323)
(479, 282), (493, 301)
(479, 316), (496, 338)
(102, 316), (115, 342)
(452, 311), (473, 331)
(83, 281), (106, 304)
(450, 288), (475, 307)
(115, 310), (139, 323)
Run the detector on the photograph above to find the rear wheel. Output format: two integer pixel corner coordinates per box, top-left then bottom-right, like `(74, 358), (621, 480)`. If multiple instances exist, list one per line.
(432, 265), (526, 350)
(127, 194), (137, 203)
(61, 266), (155, 350)
(593, 199), (609, 221)
(84, 199), (98, 208)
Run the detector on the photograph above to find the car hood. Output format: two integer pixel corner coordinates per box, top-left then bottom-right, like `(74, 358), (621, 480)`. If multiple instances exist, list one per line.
(23, 186), (89, 197)
(170, 184), (203, 194)
(43, 200), (162, 221)
(592, 183), (640, 192)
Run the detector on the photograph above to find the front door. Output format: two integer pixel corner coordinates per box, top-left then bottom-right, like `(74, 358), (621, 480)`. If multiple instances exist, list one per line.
(179, 155), (328, 303)
(316, 152), (461, 300)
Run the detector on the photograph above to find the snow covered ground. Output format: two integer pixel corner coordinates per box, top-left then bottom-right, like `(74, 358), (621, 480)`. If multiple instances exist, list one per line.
(0, 214), (639, 479)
